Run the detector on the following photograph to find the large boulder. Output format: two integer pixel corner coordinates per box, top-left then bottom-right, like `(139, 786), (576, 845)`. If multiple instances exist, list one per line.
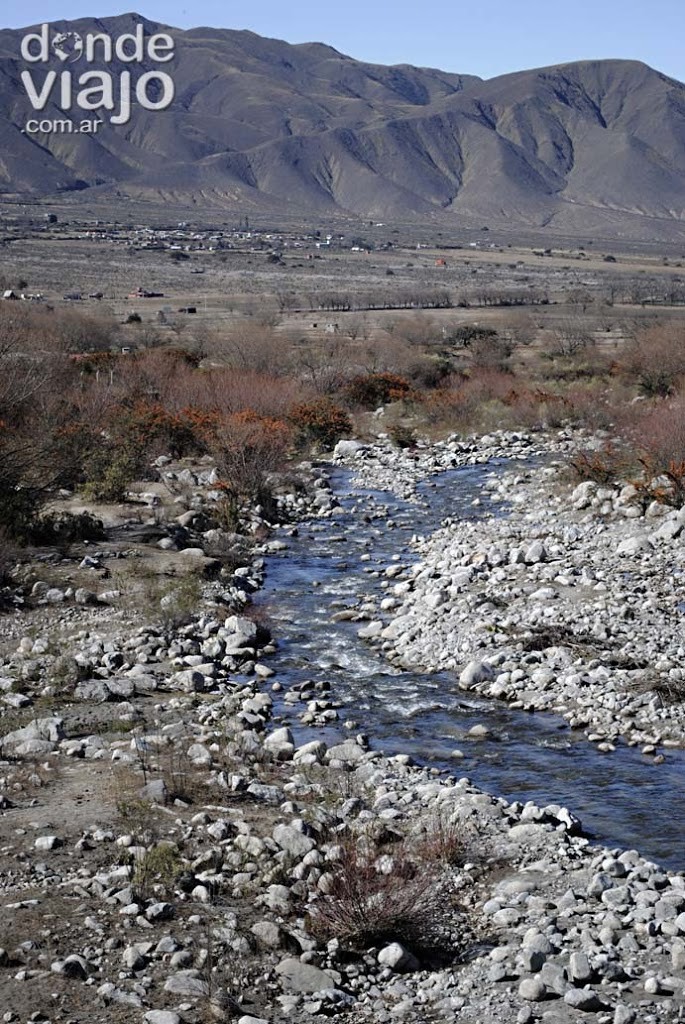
(333, 439), (366, 459)
(1, 717), (65, 756)
(275, 957), (337, 993)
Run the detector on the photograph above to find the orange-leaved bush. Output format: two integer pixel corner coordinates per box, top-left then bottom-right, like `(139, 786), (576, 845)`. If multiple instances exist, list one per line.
(342, 372), (413, 408)
(289, 399), (352, 448)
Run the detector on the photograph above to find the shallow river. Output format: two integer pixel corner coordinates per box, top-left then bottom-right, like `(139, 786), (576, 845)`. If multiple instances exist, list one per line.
(257, 462), (685, 870)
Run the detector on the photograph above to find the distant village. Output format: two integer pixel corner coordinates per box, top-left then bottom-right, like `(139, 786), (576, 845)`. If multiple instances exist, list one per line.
(0, 210), (403, 261)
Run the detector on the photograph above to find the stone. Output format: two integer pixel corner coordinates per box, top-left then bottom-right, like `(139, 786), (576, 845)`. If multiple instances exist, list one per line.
(325, 740), (366, 764)
(145, 902), (174, 922)
(524, 540), (547, 564)
(246, 782), (282, 804)
(122, 945), (146, 970)
(251, 921), (288, 950)
(144, 1013), (181, 1024)
(540, 961), (567, 996)
(171, 669), (208, 693)
(52, 954), (88, 979)
(138, 780), (168, 804)
(672, 939), (685, 971)
(224, 615), (258, 642)
(272, 823), (315, 859)
(334, 439), (366, 458)
(569, 951), (592, 983)
(163, 970), (210, 997)
(97, 982), (142, 1007)
(275, 957), (337, 994)
(459, 659), (494, 688)
(617, 536), (649, 556)
(74, 680), (113, 703)
(518, 977), (547, 1001)
(571, 481), (597, 508)
(294, 740), (326, 763)
(35, 835), (61, 851)
(2, 717), (65, 752)
(377, 942), (420, 973)
(564, 987), (605, 1011)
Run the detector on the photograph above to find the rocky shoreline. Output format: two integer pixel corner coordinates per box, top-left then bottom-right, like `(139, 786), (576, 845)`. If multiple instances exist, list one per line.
(0, 432), (683, 1023)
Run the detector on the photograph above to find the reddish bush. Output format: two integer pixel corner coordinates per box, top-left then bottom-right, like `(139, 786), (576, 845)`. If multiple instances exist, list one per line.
(624, 398), (685, 507)
(342, 372), (413, 408)
(289, 399), (352, 448)
(570, 443), (636, 486)
(116, 401), (250, 459)
(210, 411), (293, 527)
(619, 326), (685, 397)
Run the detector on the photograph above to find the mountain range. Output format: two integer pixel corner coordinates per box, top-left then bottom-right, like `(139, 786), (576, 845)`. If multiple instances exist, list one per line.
(1, 13), (685, 240)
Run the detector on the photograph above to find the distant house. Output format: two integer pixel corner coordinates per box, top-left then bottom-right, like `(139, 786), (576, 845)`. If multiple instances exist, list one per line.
(128, 287), (164, 298)
(2, 289), (19, 300)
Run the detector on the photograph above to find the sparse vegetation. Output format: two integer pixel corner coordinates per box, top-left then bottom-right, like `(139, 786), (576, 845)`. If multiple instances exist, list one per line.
(308, 826), (465, 954)
(131, 842), (183, 901)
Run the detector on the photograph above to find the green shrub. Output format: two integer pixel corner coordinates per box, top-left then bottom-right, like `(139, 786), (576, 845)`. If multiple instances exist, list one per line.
(82, 439), (144, 502)
(132, 842), (182, 900)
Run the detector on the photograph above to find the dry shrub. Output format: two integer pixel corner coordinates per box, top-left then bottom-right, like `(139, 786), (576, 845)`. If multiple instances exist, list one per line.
(545, 324), (595, 357)
(342, 372), (413, 408)
(388, 422), (418, 449)
(309, 820), (467, 954)
(562, 382), (630, 431)
(206, 322), (285, 374)
(626, 398), (685, 507)
(570, 443), (636, 486)
(389, 313), (440, 348)
(167, 366), (308, 421)
(569, 396), (685, 506)
(211, 411), (293, 528)
(355, 333), (426, 374)
(631, 396), (685, 468)
(131, 842), (183, 901)
(0, 302), (113, 357)
(421, 370), (538, 432)
(284, 333), (355, 395)
(619, 325), (685, 396)
(309, 839), (447, 950)
(0, 327), (88, 537)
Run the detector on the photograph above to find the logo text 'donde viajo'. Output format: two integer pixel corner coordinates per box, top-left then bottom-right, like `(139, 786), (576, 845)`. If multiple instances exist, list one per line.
(20, 22), (176, 128)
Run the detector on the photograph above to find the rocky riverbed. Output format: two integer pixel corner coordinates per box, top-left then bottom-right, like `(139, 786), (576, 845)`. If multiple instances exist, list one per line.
(333, 433), (685, 757)
(0, 431), (683, 1024)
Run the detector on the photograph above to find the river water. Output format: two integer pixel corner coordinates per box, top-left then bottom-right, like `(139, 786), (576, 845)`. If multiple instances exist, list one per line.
(257, 462), (685, 870)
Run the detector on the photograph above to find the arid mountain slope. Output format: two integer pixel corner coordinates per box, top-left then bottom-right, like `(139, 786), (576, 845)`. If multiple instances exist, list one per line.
(1, 14), (684, 239)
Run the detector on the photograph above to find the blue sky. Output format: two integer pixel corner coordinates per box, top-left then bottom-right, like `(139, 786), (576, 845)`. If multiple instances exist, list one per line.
(3, 0), (685, 81)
